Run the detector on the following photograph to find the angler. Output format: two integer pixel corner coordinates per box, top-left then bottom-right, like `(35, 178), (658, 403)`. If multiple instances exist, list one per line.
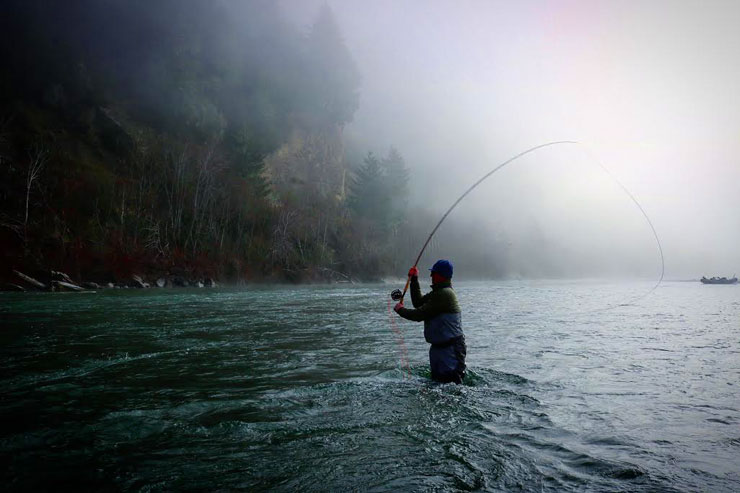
(394, 260), (466, 384)
(387, 141), (664, 381)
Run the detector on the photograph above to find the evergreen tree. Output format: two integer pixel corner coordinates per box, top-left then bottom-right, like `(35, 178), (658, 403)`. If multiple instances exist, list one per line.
(349, 152), (387, 224)
(303, 4), (361, 128)
(348, 149), (410, 231)
(381, 147), (409, 229)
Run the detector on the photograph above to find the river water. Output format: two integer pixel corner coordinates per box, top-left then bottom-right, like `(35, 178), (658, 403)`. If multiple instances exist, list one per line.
(1, 280), (739, 491)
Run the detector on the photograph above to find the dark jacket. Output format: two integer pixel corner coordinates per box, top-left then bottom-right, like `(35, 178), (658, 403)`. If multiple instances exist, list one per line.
(396, 276), (466, 383)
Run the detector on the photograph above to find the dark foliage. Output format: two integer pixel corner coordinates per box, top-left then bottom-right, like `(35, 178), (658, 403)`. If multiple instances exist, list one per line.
(0, 1), (406, 284)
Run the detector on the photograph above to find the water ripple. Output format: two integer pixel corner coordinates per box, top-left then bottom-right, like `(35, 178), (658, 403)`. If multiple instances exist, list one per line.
(1, 281), (739, 491)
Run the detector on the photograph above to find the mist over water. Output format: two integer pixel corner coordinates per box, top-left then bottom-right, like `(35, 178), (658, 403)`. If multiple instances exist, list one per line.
(3, 2), (740, 491)
(2, 283), (739, 491)
(281, 0), (740, 279)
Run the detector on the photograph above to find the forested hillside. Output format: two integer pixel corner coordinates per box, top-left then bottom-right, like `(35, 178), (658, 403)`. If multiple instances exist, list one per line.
(0, 0), (409, 285)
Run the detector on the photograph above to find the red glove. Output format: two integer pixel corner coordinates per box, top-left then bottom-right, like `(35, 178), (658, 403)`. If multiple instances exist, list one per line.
(408, 266), (419, 278)
(393, 302), (404, 313)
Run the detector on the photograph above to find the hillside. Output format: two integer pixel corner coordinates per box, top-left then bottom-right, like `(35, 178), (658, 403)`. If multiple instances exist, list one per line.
(0, 1), (409, 287)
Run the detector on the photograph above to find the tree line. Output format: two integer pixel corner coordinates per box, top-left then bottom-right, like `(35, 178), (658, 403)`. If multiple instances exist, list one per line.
(0, 1), (408, 283)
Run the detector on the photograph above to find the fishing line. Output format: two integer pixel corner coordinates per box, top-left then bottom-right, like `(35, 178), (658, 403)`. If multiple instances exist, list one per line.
(392, 140), (664, 300)
(578, 144), (665, 301)
(388, 140), (665, 368)
(386, 298), (411, 379)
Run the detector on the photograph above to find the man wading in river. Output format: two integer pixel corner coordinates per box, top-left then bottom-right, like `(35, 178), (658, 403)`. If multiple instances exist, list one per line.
(394, 259), (466, 383)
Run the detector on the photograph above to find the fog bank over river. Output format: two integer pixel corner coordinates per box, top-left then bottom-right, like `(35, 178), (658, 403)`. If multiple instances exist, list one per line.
(280, 0), (740, 279)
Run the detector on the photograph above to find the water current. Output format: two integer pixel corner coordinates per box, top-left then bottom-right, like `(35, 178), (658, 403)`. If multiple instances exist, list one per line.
(1, 280), (739, 491)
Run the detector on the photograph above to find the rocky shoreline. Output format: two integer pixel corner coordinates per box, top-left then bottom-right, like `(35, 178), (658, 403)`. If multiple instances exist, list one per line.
(3, 269), (217, 292)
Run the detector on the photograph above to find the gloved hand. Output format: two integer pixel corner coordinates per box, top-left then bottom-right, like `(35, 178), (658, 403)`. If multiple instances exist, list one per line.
(393, 301), (404, 313)
(408, 266), (419, 278)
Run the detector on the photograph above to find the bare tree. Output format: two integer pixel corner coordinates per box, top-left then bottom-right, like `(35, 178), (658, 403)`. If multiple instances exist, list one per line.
(24, 145), (48, 231)
(163, 144), (189, 246)
(272, 209), (297, 268)
(142, 217), (167, 259)
(186, 142), (220, 255)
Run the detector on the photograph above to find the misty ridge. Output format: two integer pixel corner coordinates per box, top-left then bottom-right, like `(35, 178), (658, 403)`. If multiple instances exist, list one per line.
(3, 0), (722, 286)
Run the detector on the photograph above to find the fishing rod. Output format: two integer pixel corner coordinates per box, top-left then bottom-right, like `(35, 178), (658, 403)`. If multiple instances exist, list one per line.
(390, 140), (665, 302)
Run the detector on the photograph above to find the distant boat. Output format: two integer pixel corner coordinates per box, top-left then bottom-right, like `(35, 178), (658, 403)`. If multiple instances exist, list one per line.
(700, 275), (738, 284)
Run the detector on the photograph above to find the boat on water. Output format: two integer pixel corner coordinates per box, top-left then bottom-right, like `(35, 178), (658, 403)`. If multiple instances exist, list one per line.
(700, 275), (738, 284)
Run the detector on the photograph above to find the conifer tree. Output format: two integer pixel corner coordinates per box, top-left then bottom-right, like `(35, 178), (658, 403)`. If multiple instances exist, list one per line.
(349, 152), (387, 224)
(304, 4), (361, 128)
(381, 147), (409, 229)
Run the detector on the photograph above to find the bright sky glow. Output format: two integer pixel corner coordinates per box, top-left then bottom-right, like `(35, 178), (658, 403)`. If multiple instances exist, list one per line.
(281, 0), (740, 278)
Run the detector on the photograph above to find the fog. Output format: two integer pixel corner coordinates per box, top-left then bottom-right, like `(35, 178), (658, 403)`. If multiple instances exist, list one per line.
(279, 0), (740, 279)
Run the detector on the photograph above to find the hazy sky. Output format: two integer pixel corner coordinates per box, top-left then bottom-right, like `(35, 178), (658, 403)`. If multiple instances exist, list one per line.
(280, 0), (740, 278)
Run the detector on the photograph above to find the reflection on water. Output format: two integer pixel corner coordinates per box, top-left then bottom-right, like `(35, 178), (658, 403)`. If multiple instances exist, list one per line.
(1, 281), (739, 491)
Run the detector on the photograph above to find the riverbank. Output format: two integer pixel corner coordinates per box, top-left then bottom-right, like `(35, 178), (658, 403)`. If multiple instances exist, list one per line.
(1, 265), (366, 293)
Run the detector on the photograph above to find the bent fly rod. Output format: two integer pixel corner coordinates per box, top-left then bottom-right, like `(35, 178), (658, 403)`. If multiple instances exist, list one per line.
(390, 140), (665, 303)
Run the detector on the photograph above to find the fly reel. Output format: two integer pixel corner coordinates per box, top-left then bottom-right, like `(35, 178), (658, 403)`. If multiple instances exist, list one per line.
(390, 289), (403, 301)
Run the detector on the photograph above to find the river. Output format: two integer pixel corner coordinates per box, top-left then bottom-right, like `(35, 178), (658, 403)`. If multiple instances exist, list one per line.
(1, 280), (739, 491)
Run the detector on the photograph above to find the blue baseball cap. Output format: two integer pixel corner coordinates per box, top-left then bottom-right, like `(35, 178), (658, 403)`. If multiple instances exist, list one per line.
(429, 259), (453, 279)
